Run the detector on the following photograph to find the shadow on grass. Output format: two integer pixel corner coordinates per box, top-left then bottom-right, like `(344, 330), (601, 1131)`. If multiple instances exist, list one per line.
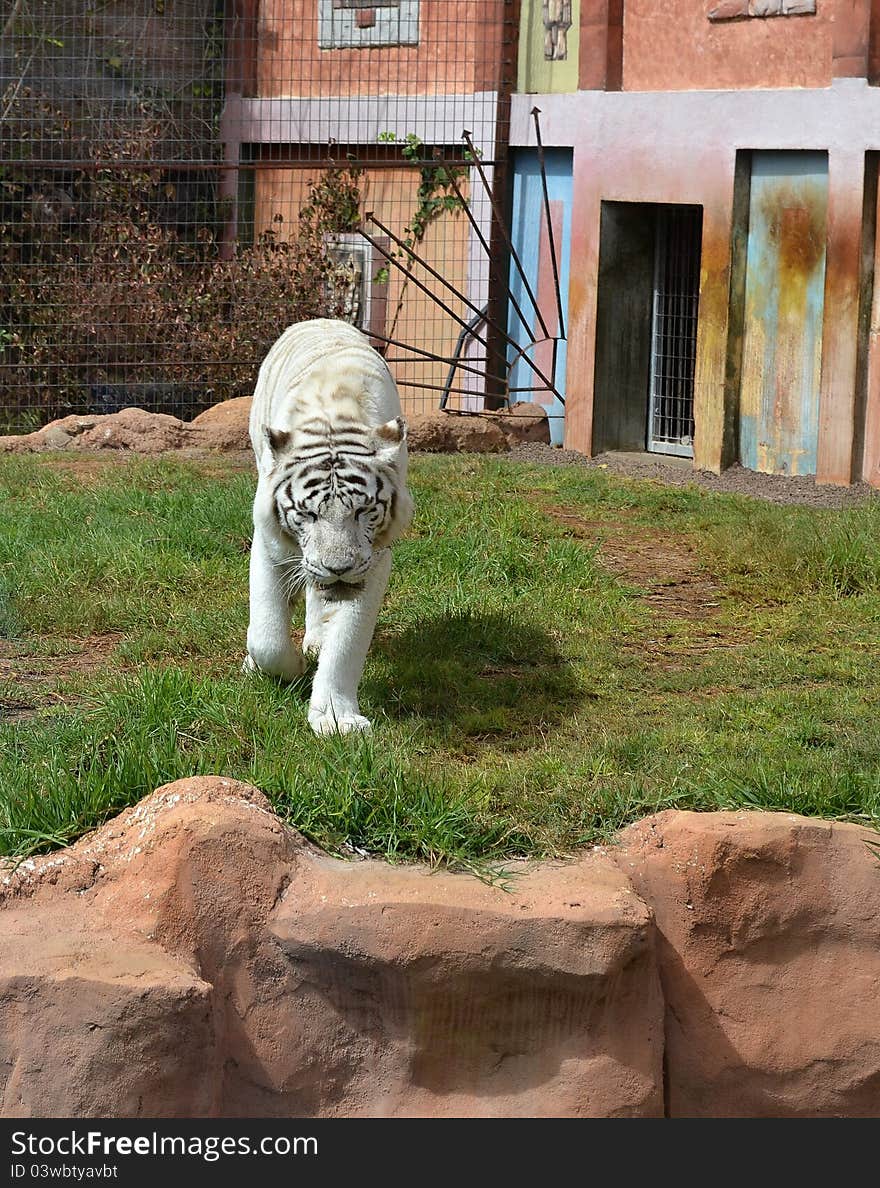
(369, 608), (584, 736)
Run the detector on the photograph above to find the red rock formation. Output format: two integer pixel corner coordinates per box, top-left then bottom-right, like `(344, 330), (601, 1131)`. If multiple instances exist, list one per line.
(615, 810), (880, 1117)
(2, 785), (877, 1117)
(0, 777), (662, 1118)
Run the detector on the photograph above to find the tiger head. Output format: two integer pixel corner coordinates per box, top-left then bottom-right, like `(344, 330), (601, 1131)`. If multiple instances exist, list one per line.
(264, 416), (413, 591)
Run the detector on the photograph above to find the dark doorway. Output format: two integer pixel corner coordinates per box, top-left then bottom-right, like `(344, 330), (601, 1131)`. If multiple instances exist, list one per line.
(593, 202), (702, 456)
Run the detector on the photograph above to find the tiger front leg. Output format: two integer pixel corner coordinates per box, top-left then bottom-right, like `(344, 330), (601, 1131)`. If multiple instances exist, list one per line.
(303, 585), (338, 659)
(307, 548), (391, 736)
(244, 527), (307, 682)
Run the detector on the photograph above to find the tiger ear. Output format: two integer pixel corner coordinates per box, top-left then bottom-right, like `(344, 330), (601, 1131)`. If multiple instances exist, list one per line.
(266, 427), (291, 457)
(374, 417), (407, 461)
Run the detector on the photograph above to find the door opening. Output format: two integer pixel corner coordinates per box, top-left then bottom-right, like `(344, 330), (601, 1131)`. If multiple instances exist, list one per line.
(593, 201), (702, 457)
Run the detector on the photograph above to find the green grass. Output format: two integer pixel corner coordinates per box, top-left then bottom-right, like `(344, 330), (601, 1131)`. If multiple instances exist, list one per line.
(2, 450), (880, 869)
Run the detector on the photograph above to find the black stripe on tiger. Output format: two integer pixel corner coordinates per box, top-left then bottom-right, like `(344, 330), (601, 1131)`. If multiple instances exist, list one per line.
(296, 424), (371, 440)
(292, 442), (376, 455)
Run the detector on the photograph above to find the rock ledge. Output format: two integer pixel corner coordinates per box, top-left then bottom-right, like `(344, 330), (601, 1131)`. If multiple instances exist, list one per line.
(1, 780), (877, 1117)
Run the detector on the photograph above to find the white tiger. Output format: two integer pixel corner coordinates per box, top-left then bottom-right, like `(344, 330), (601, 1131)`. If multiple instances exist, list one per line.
(245, 318), (414, 735)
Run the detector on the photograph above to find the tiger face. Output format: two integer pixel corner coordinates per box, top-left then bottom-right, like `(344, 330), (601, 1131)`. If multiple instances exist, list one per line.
(266, 416), (411, 592)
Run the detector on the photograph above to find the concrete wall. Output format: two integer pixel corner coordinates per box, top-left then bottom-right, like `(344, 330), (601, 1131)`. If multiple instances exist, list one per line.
(518, 1), (858, 94)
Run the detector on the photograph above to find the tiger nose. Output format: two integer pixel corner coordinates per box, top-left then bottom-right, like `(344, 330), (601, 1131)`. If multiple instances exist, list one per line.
(325, 563), (350, 576)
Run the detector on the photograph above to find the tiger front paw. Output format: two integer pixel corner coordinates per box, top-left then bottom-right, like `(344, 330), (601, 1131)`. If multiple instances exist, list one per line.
(308, 706), (372, 736)
(302, 631), (322, 658)
(243, 644), (306, 683)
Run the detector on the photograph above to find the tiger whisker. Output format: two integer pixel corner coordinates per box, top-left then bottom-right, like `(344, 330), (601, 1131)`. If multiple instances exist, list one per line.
(274, 557), (308, 602)
(283, 573), (307, 601)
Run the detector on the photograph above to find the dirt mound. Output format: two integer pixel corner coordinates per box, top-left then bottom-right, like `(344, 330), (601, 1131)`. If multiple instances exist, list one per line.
(0, 399), (550, 457)
(0, 409), (187, 454)
(187, 396), (253, 451)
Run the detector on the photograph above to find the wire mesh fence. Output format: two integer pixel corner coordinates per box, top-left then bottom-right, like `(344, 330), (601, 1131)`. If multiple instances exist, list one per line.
(0, 0), (517, 432)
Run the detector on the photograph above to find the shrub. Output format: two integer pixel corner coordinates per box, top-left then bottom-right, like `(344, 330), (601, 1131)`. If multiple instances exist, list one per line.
(0, 114), (365, 425)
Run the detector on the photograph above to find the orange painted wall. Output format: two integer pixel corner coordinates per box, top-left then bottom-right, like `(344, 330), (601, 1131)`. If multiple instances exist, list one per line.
(254, 167), (472, 414)
(257, 0), (507, 98)
(621, 0), (835, 91)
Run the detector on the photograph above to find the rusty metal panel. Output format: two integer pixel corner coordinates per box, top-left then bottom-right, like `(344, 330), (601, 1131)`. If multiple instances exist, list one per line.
(740, 151), (828, 475)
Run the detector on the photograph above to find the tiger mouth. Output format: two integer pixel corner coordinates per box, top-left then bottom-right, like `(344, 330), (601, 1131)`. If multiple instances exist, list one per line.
(317, 580), (365, 600)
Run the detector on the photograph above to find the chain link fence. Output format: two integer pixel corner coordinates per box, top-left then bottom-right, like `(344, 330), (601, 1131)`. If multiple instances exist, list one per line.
(0, 0), (516, 431)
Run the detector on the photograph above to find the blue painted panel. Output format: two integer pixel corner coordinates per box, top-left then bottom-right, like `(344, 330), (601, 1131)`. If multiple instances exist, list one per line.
(740, 151), (828, 476)
(508, 149), (572, 445)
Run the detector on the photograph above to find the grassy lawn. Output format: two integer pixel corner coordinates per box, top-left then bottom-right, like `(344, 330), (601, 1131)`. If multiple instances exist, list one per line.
(2, 450), (880, 871)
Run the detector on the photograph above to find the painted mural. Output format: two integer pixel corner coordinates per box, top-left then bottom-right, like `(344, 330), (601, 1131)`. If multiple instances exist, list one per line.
(708, 0), (816, 20)
(543, 2), (573, 59)
(518, 0), (580, 92)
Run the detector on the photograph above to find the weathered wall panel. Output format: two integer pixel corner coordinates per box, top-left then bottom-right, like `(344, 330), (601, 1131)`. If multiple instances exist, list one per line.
(817, 149), (867, 484)
(740, 151), (828, 476)
(861, 156), (880, 483)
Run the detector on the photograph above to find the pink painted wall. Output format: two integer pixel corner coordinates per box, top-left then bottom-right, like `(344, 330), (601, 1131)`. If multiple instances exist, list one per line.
(511, 82), (880, 483)
(621, 0), (836, 92)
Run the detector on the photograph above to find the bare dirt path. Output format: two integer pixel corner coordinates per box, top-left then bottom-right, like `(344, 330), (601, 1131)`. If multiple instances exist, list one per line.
(541, 503), (721, 617)
(535, 499), (752, 671)
(0, 636), (120, 722)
